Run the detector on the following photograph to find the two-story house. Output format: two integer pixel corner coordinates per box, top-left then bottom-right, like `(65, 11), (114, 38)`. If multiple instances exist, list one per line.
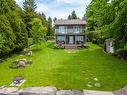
(54, 19), (87, 49)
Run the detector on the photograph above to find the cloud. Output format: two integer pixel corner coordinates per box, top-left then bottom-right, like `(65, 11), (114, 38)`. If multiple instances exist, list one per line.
(15, 0), (92, 19)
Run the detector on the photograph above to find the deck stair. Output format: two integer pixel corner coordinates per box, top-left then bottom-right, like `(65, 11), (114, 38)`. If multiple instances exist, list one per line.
(64, 45), (78, 49)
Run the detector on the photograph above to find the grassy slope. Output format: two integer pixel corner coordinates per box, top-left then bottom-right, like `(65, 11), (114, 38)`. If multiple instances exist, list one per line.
(0, 42), (127, 91)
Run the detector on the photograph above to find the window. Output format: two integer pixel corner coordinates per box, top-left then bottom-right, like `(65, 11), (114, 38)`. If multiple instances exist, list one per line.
(75, 36), (84, 41)
(57, 36), (65, 41)
(58, 26), (65, 33)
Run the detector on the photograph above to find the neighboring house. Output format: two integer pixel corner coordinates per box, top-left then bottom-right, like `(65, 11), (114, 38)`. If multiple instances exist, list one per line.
(54, 19), (87, 49)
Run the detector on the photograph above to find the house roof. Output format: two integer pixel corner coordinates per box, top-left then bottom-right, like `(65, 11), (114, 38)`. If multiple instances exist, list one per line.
(54, 19), (86, 25)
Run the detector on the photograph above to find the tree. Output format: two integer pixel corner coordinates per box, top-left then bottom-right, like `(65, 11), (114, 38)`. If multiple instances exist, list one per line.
(41, 12), (46, 20)
(31, 18), (47, 46)
(47, 17), (53, 36)
(68, 15), (72, 20)
(67, 10), (78, 19)
(23, 0), (37, 37)
(71, 10), (77, 19)
(0, 0), (28, 56)
(86, 0), (127, 50)
(23, 0), (37, 12)
(0, 14), (16, 56)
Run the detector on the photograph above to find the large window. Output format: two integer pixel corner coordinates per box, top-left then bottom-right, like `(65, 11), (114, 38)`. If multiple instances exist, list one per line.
(75, 36), (84, 41)
(57, 36), (65, 41)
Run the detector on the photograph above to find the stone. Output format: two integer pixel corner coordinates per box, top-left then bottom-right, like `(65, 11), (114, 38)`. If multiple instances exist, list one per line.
(83, 90), (114, 95)
(71, 90), (84, 95)
(27, 51), (32, 56)
(56, 90), (83, 95)
(17, 61), (26, 67)
(0, 87), (19, 95)
(114, 86), (127, 95)
(56, 90), (73, 95)
(20, 86), (57, 95)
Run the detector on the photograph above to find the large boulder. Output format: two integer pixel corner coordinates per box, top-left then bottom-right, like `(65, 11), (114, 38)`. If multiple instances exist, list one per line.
(20, 86), (57, 95)
(0, 87), (19, 95)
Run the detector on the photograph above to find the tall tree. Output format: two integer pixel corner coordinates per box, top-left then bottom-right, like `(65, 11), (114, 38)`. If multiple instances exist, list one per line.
(23, 0), (37, 37)
(41, 12), (46, 20)
(47, 17), (53, 36)
(68, 15), (72, 20)
(67, 10), (78, 19)
(71, 10), (77, 19)
(31, 18), (47, 46)
(0, 0), (28, 56)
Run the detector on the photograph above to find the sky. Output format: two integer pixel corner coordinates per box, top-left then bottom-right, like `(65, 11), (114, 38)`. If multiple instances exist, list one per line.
(15, 0), (92, 19)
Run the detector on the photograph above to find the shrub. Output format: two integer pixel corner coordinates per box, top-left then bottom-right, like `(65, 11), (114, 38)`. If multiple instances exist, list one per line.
(9, 62), (18, 69)
(92, 39), (98, 44)
(116, 48), (127, 59)
(46, 36), (55, 41)
(53, 45), (65, 49)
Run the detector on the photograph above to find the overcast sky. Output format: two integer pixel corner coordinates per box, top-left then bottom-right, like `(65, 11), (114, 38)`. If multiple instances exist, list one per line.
(15, 0), (92, 19)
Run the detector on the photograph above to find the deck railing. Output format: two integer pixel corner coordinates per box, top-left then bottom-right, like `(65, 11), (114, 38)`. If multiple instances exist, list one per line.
(55, 29), (84, 34)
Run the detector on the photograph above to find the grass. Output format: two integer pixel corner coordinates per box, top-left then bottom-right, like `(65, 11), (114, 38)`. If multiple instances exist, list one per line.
(0, 42), (127, 91)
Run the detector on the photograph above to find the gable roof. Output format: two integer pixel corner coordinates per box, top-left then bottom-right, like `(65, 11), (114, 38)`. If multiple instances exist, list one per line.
(54, 19), (86, 25)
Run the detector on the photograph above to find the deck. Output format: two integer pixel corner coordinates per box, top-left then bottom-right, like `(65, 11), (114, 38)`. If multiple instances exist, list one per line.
(63, 44), (87, 49)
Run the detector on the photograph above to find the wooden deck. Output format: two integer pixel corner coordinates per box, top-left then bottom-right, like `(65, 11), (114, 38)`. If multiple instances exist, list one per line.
(63, 44), (82, 49)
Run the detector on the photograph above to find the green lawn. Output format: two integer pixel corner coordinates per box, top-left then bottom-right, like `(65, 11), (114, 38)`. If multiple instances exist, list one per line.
(0, 42), (127, 91)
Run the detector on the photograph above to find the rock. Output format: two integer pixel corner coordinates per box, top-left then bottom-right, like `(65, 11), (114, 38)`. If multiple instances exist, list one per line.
(56, 90), (83, 95)
(17, 61), (26, 67)
(20, 86), (57, 95)
(114, 86), (127, 95)
(56, 90), (73, 95)
(0, 87), (19, 95)
(27, 51), (32, 56)
(71, 90), (83, 95)
(83, 90), (114, 95)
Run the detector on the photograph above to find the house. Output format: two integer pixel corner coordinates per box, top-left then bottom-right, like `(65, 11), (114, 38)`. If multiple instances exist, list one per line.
(54, 19), (87, 49)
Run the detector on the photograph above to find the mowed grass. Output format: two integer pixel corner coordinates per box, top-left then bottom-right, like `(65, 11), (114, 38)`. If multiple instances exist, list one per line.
(0, 42), (127, 91)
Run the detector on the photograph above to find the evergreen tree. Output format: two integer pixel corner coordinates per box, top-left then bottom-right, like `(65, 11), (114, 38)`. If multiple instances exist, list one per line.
(41, 12), (46, 20)
(0, 14), (16, 56)
(47, 17), (53, 36)
(68, 15), (72, 20)
(68, 11), (78, 20)
(23, 0), (37, 37)
(71, 10), (77, 19)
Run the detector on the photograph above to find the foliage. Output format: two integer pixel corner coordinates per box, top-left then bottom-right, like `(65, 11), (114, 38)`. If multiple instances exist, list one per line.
(86, 0), (127, 55)
(31, 18), (47, 45)
(47, 17), (54, 36)
(0, 15), (16, 56)
(68, 10), (78, 19)
(0, 0), (28, 56)
(23, 0), (37, 37)
(53, 45), (65, 49)
(116, 48), (127, 59)
(9, 62), (18, 69)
